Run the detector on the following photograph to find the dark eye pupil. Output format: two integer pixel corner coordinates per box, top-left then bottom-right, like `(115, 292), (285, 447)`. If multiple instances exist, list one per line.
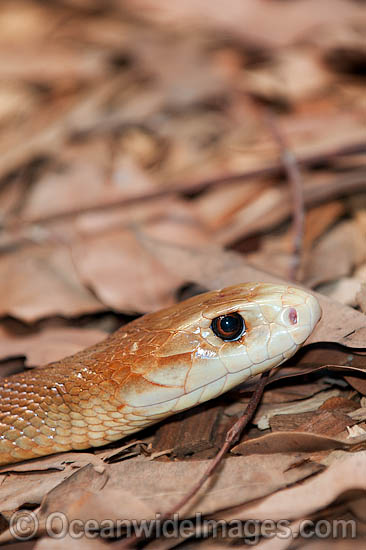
(211, 313), (245, 341)
(221, 316), (239, 334)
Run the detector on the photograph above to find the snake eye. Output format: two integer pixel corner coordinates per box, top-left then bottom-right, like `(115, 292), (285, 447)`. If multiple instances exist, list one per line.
(211, 313), (245, 341)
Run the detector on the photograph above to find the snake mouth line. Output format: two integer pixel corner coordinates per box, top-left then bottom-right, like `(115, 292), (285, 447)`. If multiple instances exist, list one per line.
(127, 351), (288, 413)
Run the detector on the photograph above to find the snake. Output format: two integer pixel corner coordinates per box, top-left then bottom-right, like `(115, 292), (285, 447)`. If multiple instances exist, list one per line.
(0, 283), (321, 466)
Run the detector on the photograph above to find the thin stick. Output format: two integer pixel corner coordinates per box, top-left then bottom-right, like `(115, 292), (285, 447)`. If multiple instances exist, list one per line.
(118, 370), (270, 549)
(3, 140), (364, 230)
(164, 370), (270, 517)
(264, 112), (305, 281)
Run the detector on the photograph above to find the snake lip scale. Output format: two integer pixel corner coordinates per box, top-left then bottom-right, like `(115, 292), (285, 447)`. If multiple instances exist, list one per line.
(0, 282), (321, 466)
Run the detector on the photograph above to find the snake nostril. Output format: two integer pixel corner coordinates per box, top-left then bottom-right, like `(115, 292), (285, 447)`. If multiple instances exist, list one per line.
(288, 308), (298, 325)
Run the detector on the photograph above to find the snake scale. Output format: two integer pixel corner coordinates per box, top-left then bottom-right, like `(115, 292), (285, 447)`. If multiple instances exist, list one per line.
(0, 283), (321, 466)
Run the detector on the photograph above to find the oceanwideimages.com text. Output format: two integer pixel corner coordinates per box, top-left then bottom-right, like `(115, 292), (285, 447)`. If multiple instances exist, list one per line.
(9, 510), (357, 544)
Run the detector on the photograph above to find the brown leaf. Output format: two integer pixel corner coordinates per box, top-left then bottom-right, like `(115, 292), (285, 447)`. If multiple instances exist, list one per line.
(0, 327), (105, 366)
(345, 376), (366, 396)
(269, 410), (357, 436)
(0, 453), (107, 513)
(246, 48), (330, 103)
(126, 0), (365, 48)
(303, 200), (345, 249)
(356, 282), (366, 313)
(21, 141), (157, 222)
(105, 454), (320, 517)
(17, 465), (154, 539)
(214, 170), (366, 245)
(74, 229), (184, 314)
(303, 221), (366, 287)
(218, 451), (366, 522)
(152, 402), (223, 458)
(194, 180), (268, 231)
(41, 486), (154, 525)
(0, 45), (106, 82)
(252, 389), (343, 431)
(34, 535), (109, 550)
(232, 431), (366, 456)
(73, 196), (185, 238)
(39, 464), (108, 514)
(318, 276), (364, 307)
(0, 4), (364, 548)
(0, 245), (103, 322)
(0, 75), (119, 179)
(287, 346), (366, 374)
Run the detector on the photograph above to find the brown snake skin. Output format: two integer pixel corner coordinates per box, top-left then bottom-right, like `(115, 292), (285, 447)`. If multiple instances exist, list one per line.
(0, 283), (321, 465)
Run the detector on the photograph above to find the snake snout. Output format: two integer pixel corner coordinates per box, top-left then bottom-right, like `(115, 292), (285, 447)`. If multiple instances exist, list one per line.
(281, 288), (322, 346)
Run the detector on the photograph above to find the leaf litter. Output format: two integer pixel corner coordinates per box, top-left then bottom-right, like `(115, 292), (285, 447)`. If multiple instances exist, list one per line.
(0, 0), (365, 548)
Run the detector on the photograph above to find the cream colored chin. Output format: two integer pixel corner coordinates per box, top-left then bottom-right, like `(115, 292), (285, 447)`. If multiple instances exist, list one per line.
(171, 353), (280, 414)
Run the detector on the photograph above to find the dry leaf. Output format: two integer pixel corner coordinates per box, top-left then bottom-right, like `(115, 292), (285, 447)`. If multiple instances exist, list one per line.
(0, 454), (107, 513)
(232, 431), (366, 456)
(126, 0), (365, 48)
(0, 245), (103, 322)
(0, 327), (105, 366)
(34, 535), (109, 550)
(21, 142), (157, 222)
(218, 451), (366, 521)
(356, 282), (366, 313)
(303, 221), (366, 287)
(105, 454), (320, 517)
(74, 229), (184, 313)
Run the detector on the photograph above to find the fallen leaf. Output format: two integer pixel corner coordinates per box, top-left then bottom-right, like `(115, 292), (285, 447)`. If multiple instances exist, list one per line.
(0, 244), (103, 322)
(126, 0), (365, 48)
(253, 389), (342, 431)
(21, 142), (158, 222)
(0, 454), (107, 513)
(74, 229), (184, 313)
(318, 277), (363, 307)
(356, 282), (366, 313)
(218, 451), (366, 521)
(303, 221), (366, 287)
(105, 454), (320, 517)
(232, 431), (366, 456)
(0, 327), (105, 366)
(35, 535), (109, 550)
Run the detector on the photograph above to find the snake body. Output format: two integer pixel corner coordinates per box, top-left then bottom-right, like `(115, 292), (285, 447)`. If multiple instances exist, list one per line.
(0, 283), (321, 466)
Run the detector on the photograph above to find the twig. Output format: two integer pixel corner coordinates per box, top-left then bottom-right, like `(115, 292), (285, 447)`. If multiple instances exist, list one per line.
(3, 140), (365, 230)
(264, 112), (305, 281)
(118, 370), (270, 549)
(164, 369), (270, 516)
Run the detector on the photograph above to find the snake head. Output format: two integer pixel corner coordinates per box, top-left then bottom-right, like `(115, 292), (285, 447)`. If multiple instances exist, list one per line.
(194, 282), (321, 376)
(120, 283), (321, 415)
